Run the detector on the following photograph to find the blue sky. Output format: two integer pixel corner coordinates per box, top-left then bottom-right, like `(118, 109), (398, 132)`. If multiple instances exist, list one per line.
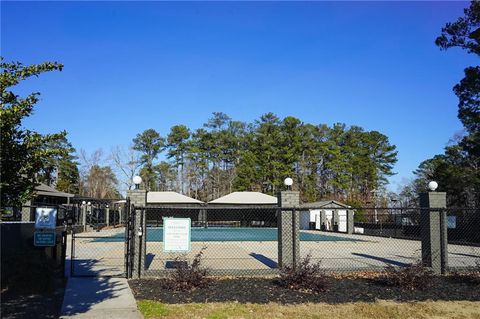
(1, 1), (476, 192)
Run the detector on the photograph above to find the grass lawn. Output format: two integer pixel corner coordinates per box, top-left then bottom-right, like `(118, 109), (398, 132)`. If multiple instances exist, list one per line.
(137, 300), (480, 319)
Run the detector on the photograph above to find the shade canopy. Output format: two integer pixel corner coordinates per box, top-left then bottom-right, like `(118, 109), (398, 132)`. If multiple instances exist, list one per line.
(209, 192), (277, 205)
(147, 191), (204, 204)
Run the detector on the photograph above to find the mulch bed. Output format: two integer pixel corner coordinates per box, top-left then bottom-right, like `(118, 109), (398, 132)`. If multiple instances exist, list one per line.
(129, 274), (480, 304)
(1, 278), (66, 319)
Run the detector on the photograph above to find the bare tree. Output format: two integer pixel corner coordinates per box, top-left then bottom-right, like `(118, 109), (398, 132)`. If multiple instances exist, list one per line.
(109, 145), (142, 194)
(78, 148), (104, 196)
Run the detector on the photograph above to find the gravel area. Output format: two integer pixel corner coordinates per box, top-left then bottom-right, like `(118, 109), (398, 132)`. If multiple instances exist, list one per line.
(129, 275), (480, 304)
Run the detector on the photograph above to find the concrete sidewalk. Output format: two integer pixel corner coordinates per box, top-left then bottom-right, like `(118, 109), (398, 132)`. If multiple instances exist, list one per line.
(60, 277), (143, 318)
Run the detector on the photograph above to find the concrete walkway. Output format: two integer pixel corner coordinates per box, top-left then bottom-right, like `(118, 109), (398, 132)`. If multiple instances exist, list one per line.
(60, 277), (143, 318)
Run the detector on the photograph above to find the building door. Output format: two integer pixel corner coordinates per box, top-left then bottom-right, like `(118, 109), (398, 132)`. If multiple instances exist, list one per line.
(338, 210), (347, 232)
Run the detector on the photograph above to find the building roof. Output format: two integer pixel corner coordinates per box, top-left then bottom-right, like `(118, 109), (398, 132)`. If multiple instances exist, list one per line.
(301, 200), (351, 209)
(35, 183), (75, 198)
(208, 192), (277, 205)
(147, 191), (204, 204)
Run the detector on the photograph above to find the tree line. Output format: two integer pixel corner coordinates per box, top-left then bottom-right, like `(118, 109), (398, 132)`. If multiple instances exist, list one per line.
(132, 112), (398, 204)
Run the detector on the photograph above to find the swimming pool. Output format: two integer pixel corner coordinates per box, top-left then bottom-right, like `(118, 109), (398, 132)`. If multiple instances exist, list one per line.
(93, 227), (359, 242)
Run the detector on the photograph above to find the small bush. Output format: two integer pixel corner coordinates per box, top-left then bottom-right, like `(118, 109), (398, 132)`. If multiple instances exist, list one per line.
(164, 247), (210, 291)
(277, 255), (328, 293)
(382, 262), (433, 290)
(453, 258), (480, 284)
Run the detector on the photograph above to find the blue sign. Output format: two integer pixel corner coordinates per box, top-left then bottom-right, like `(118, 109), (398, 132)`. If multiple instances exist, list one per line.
(34, 231), (56, 247)
(447, 216), (457, 229)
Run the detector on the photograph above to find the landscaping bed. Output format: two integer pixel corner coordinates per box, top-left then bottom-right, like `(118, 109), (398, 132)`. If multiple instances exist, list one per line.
(129, 274), (480, 304)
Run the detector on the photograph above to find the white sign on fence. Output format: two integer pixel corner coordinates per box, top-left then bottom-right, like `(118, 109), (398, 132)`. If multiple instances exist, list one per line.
(163, 217), (191, 252)
(35, 207), (57, 229)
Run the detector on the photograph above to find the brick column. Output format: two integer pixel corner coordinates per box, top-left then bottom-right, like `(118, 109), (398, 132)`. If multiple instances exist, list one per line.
(420, 192), (447, 274)
(277, 191), (300, 269)
(127, 189), (147, 278)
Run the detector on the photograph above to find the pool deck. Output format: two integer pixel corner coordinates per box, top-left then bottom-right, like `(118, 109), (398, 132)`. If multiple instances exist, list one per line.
(67, 228), (480, 276)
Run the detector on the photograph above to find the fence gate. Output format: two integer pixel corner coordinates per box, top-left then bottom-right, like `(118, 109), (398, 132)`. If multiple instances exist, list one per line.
(70, 199), (135, 277)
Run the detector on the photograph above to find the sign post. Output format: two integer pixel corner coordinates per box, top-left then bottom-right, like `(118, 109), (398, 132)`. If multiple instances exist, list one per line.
(163, 218), (191, 252)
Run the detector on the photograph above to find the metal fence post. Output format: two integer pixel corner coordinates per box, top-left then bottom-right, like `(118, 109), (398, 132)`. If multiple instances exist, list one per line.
(82, 204), (87, 232)
(420, 191), (448, 274)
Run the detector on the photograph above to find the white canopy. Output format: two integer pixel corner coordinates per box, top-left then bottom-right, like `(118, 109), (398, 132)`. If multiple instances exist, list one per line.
(147, 191), (204, 204)
(209, 192), (277, 205)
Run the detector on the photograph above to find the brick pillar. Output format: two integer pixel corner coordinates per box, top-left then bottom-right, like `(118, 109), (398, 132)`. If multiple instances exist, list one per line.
(420, 192), (447, 274)
(127, 189), (147, 278)
(277, 191), (300, 269)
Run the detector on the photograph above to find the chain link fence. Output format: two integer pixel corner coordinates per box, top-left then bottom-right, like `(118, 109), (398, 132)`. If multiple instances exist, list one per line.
(142, 206), (279, 276)
(139, 206), (479, 276)
(69, 202), (132, 277)
(63, 202), (479, 278)
(446, 208), (480, 270)
(300, 207), (422, 271)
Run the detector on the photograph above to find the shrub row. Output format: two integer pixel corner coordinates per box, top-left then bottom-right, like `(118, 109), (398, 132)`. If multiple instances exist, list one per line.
(160, 251), (478, 293)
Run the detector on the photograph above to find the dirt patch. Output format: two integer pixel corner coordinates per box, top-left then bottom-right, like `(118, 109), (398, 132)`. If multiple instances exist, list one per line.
(130, 275), (480, 304)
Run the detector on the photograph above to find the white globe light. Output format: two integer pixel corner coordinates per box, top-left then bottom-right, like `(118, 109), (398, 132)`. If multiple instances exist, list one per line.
(428, 181), (438, 191)
(82, 201), (86, 205)
(133, 175), (142, 185)
(284, 177), (293, 186)
(87, 202), (91, 206)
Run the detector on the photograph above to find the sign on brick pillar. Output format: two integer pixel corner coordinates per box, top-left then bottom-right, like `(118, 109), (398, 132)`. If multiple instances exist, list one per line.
(420, 190), (448, 274)
(277, 191), (300, 269)
(127, 189), (147, 278)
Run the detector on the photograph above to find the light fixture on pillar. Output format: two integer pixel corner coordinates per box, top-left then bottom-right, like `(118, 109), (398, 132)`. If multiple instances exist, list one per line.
(284, 177), (293, 190)
(133, 175), (142, 190)
(428, 181), (438, 192)
(87, 202), (91, 206)
(82, 201), (86, 206)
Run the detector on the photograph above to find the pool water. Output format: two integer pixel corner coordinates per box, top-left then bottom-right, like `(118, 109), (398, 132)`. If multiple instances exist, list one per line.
(93, 227), (358, 242)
